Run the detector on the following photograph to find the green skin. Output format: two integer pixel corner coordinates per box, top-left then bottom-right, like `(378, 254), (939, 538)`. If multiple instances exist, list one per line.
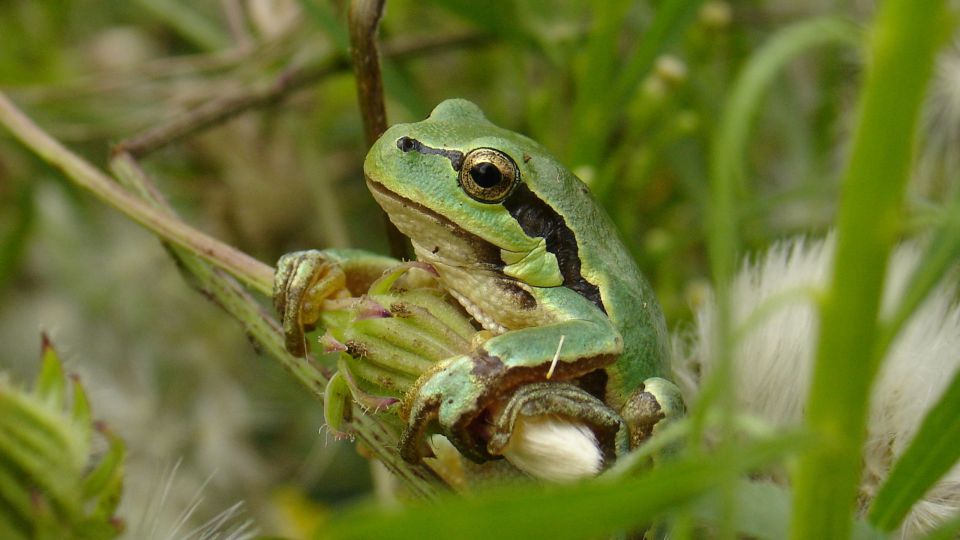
(275, 99), (683, 467)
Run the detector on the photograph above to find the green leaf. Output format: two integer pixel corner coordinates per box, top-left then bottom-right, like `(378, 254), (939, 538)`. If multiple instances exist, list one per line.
(318, 435), (802, 540)
(790, 1), (952, 538)
(868, 369), (960, 530)
(879, 195), (960, 352)
(36, 333), (65, 408)
(81, 429), (125, 521)
(70, 376), (91, 430)
(323, 370), (352, 434)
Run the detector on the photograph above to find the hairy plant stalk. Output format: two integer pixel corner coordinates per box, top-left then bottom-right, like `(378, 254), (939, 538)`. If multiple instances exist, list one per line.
(0, 92), (273, 296)
(0, 92), (447, 498)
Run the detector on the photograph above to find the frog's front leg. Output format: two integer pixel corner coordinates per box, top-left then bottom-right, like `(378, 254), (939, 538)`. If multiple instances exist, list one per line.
(274, 248), (399, 356)
(399, 316), (623, 464)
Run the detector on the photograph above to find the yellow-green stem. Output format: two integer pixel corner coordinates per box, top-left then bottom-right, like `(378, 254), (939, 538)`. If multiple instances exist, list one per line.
(0, 92), (274, 296)
(790, 2), (950, 538)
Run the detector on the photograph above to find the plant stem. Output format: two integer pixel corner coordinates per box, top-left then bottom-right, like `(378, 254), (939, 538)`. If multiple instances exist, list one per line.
(0, 92), (275, 296)
(789, 2), (949, 538)
(0, 96), (448, 497)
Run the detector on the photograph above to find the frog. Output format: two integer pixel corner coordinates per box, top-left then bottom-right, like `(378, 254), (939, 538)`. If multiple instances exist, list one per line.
(274, 99), (684, 470)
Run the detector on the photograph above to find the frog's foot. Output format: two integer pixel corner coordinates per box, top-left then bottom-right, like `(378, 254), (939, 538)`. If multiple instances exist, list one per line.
(274, 250), (347, 356)
(620, 377), (685, 450)
(490, 382), (628, 480)
(399, 359), (629, 478)
(396, 352), (479, 461)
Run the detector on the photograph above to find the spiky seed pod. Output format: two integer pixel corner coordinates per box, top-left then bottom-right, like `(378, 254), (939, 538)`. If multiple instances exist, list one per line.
(0, 334), (125, 540)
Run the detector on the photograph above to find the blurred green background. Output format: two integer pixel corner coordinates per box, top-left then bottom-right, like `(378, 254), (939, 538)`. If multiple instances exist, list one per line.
(1, 0), (957, 537)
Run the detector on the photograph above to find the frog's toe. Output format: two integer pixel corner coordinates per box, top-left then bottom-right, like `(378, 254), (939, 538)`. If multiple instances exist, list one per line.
(398, 394), (441, 463)
(273, 250), (347, 356)
(620, 377), (685, 450)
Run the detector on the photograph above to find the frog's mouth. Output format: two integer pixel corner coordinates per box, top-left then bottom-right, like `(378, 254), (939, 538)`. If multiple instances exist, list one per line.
(365, 176), (504, 270)
(365, 176), (540, 335)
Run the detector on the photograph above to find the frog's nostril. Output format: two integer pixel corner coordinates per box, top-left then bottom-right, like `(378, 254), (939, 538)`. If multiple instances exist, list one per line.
(397, 137), (417, 152)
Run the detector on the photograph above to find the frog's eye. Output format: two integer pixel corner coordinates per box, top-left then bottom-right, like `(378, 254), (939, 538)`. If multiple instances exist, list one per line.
(459, 148), (519, 204)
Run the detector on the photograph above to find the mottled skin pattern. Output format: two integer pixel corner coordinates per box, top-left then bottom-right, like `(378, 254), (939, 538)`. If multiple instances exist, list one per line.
(275, 99), (683, 467)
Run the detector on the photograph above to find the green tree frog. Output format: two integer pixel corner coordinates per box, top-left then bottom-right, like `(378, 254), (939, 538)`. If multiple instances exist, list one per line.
(274, 99), (683, 471)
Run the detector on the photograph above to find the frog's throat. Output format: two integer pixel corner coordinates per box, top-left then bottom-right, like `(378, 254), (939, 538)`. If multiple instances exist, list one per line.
(447, 285), (508, 334)
(365, 177), (504, 269)
(410, 243), (508, 335)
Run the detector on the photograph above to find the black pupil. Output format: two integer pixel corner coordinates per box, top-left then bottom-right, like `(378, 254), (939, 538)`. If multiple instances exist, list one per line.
(471, 162), (503, 188)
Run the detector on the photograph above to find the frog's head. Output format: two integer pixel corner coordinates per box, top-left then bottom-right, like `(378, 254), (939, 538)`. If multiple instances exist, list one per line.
(364, 99), (565, 287)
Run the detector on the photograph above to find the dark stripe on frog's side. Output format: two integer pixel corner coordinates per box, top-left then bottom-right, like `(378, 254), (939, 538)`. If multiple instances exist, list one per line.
(365, 178), (536, 310)
(501, 183), (606, 313)
(396, 136), (465, 170)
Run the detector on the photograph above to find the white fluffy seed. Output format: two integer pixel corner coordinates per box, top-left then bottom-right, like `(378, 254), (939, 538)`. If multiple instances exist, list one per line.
(501, 414), (602, 483)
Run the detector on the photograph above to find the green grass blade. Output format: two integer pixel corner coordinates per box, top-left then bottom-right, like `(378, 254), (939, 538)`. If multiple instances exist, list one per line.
(570, 0), (703, 167)
(868, 369), (960, 530)
(879, 195), (960, 352)
(712, 17), (859, 214)
(318, 436), (803, 540)
(920, 512), (960, 540)
(702, 15), (860, 426)
(36, 333), (65, 408)
(789, 1), (951, 538)
(133, 0), (230, 51)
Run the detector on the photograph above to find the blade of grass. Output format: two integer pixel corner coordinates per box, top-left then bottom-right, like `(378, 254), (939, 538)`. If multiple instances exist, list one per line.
(134, 0), (230, 51)
(703, 15), (861, 416)
(570, 0), (703, 168)
(697, 17), (859, 538)
(921, 512), (960, 540)
(789, 2), (951, 539)
(712, 17), (859, 212)
(319, 435), (804, 540)
(877, 193), (960, 354)
(868, 368), (960, 530)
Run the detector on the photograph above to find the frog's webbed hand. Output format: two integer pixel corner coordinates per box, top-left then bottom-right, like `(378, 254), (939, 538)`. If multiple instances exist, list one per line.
(399, 317), (623, 463)
(273, 249), (399, 356)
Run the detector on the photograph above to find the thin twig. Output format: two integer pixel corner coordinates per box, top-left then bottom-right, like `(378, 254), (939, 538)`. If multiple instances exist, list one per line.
(349, 0), (388, 145)
(110, 31), (486, 159)
(349, 0), (410, 259)
(112, 55), (348, 159)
